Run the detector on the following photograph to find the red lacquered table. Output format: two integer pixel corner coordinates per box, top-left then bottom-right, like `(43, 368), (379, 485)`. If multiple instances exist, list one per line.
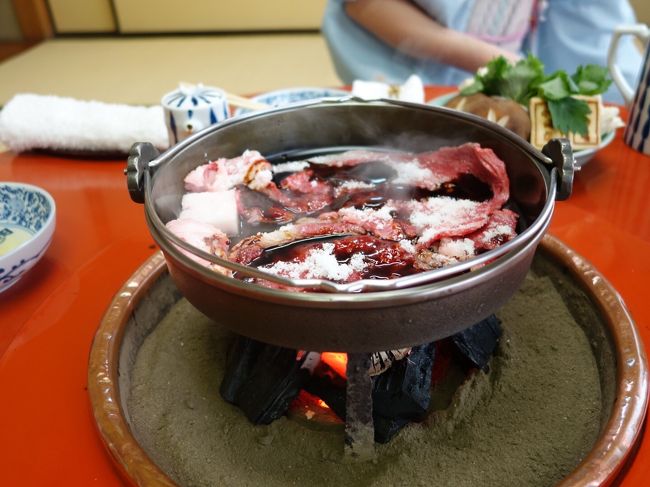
(0, 87), (648, 486)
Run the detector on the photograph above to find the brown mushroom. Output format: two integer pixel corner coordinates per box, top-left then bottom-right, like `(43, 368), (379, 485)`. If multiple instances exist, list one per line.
(445, 93), (531, 140)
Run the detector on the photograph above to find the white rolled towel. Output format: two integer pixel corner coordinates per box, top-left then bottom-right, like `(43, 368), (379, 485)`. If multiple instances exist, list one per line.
(0, 93), (169, 154)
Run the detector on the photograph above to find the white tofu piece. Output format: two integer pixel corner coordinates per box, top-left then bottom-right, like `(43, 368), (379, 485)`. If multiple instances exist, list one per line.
(179, 190), (239, 236)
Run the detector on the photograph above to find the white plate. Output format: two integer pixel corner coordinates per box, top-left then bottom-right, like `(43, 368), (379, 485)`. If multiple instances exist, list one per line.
(233, 87), (350, 116)
(427, 93), (615, 167)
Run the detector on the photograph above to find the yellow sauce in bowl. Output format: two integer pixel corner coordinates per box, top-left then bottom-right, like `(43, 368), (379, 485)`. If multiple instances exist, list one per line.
(0, 225), (34, 256)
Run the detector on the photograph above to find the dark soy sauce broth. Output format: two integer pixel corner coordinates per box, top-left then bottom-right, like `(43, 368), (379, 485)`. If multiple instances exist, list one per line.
(233, 148), (501, 282)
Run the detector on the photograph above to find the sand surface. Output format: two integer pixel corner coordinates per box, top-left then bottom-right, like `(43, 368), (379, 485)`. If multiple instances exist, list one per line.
(128, 268), (603, 487)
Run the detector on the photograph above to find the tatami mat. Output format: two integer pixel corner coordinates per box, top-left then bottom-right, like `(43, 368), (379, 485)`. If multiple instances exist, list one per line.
(0, 34), (342, 106)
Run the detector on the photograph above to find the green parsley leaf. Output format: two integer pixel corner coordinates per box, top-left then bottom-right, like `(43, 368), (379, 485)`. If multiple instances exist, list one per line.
(475, 56), (510, 96)
(500, 55), (545, 104)
(547, 97), (591, 136)
(537, 71), (578, 100)
(572, 64), (612, 95)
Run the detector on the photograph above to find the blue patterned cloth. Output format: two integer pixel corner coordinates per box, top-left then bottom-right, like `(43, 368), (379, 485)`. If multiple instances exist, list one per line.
(322, 0), (642, 104)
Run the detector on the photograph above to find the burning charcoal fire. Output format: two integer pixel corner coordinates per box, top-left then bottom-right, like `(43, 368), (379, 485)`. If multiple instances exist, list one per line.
(292, 344), (435, 443)
(220, 315), (500, 444)
(303, 374), (346, 420)
(219, 336), (309, 425)
(451, 315), (502, 371)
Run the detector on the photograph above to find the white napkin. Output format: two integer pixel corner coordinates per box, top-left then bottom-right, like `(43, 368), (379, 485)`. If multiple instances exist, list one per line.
(351, 74), (425, 103)
(0, 93), (169, 154)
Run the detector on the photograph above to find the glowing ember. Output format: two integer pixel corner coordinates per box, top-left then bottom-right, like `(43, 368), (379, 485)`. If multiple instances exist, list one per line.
(321, 352), (348, 378)
(287, 390), (342, 426)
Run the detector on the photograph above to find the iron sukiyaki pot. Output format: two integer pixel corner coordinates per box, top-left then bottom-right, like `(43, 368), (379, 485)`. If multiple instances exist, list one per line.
(127, 98), (573, 352)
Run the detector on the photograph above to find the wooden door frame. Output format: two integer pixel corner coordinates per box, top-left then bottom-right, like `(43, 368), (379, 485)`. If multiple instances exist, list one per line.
(11, 0), (53, 41)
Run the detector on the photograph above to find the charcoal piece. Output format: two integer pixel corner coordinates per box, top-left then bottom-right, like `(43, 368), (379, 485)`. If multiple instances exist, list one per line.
(373, 416), (410, 444)
(452, 314), (502, 371)
(371, 342), (436, 421)
(219, 336), (265, 403)
(219, 337), (309, 425)
(303, 375), (346, 420)
(305, 344), (436, 444)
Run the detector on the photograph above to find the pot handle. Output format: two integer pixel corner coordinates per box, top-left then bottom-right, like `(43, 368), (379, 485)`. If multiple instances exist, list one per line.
(541, 138), (574, 201)
(126, 142), (160, 203)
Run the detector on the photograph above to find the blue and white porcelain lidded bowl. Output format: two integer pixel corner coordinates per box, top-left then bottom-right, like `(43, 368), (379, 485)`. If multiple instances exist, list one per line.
(0, 182), (56, 292)
(161, 83), (230, 145)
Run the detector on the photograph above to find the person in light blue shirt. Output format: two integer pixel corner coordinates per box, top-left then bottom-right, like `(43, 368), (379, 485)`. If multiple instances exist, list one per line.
(322, 0), (642, 104)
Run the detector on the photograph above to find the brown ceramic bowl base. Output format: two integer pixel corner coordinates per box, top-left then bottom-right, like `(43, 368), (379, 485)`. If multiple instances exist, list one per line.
(88, 235), (648, 487)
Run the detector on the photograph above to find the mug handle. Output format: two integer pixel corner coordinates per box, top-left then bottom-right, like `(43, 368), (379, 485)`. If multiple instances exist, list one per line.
(608, 24), (650, 105)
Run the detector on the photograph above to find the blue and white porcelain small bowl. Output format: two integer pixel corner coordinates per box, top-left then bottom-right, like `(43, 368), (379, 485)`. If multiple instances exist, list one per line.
(0, 182), (56, 292)
(161, 83), (230, 146)
(233, 87), (349, 116)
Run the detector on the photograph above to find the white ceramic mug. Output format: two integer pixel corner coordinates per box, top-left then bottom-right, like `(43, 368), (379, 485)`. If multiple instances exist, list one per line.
(161, 83), (230, 145)
(608, 24), (650, 154)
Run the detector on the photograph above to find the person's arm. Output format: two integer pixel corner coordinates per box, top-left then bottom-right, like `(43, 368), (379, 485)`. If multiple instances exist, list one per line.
(345, 0), (519, 72)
